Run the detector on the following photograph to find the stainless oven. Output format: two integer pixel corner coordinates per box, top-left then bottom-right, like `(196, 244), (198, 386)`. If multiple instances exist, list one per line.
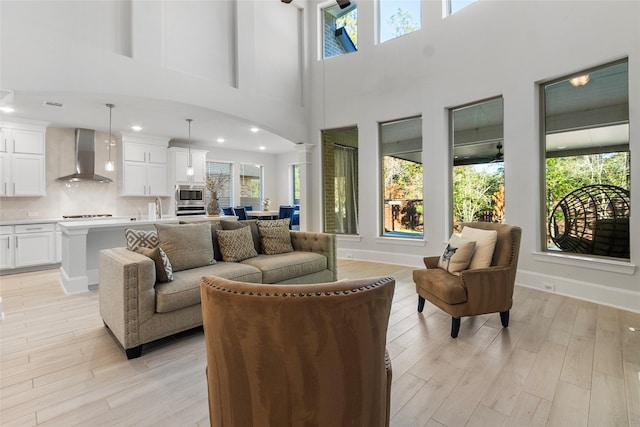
(175, 184), (206, 216)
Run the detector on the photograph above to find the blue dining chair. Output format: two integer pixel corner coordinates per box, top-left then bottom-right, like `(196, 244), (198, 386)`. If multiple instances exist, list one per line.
(244, 205), (253, 212)
(222, 207), (234, 216)
(291, 206), (300, 230)
(278, 206), (295, 229)
(233, 207), (248, 220)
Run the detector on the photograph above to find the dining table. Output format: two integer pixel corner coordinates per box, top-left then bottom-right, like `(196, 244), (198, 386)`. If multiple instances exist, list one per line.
(246, 210), (280, 220)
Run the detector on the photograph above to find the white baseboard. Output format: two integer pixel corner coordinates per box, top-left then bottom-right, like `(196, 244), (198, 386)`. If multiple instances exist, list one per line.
(337, 251), (640, 314)
(517, 269), (640, 314)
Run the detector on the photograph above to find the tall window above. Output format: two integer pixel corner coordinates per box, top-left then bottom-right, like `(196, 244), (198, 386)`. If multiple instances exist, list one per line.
(240, 163), (263, 210)
(379, 0), (420, 43)
(323, 1), (357, 59)
(322, 127), (358, 234)
(542, 60), (630, 260)
(445, 0), (476, 16)
(292, 164), (301, 205)
(380, 116), (423, 238)
(451, 97), (505, 229)
(206, 161), (232, 209)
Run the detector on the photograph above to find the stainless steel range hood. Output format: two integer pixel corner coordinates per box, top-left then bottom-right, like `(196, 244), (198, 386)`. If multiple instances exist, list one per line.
(56, 128), (112, 183)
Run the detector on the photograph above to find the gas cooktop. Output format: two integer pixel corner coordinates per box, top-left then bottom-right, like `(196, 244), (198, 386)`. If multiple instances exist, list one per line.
(62, 214), (113, 219)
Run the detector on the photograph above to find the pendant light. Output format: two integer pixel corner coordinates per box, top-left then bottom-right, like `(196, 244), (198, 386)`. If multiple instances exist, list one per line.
(186, 119), (194, 176)
(105, 103), (116, 172)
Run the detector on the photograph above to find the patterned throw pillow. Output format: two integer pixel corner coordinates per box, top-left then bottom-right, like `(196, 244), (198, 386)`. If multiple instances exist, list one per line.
(257, 221), (293, 255)
(437, 234), (477, 275)
(221, 220), (261, 254)
(135, 246), (173, 282)
(125, 228), (159, 250)
(217, 226), (258, 262)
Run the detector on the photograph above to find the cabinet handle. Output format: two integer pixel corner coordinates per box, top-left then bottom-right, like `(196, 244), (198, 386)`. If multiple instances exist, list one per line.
(6, 239), (8, 249)
(25, 227), (42, 231)
(13, 139), (16, 152)
(148, 152), (151, 163)
(15, 238), (18, 249)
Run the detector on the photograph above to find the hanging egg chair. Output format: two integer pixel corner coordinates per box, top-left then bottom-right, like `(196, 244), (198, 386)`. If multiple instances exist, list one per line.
(548, 184), (630, 258)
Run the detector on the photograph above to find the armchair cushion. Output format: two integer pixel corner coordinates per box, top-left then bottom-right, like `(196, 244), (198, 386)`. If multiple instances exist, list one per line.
(437, 234), (476, 274)
(461, 226), (497, 269)
(413, 268), (467, 305)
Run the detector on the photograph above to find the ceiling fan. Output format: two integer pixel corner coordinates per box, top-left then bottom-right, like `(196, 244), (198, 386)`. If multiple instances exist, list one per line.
(491, 143), (504, 163)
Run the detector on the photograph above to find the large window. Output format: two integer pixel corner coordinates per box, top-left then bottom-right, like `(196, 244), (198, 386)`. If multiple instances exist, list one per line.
(542, 60), (630, 260)
(240, 163), (263, 210)
(380, 116), (423, 237)
(205, 161), (232, 210)
(322, 127), (358, 234)
(323, 1), (357, 59)
(292, 164), (300, 205)
(379, 0), (420, 43)
(451, 97), (505, 229)
(446, 0), (476, 16)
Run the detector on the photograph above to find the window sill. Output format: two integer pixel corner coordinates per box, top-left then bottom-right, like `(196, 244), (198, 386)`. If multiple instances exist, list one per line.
(532, 251), (636, 275)
(375, 236), (426, 247)
(336, 234), (362, 242)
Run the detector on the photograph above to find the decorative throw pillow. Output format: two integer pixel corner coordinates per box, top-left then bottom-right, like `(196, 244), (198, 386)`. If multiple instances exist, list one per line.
(135, 246), (173, 282)
(437, 234), (476, 275)
(125, 228), (158, 250)
(221, 220), (261, 254)
(179, 220), (224, 261)
(155, 223), (215, 272)
(461, 226), (498, 269)
(217, 226), (258, 262)
(257, 221), (293, 255)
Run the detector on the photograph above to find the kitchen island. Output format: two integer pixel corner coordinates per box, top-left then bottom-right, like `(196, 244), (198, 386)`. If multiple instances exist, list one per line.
(58, 215), (222, 294)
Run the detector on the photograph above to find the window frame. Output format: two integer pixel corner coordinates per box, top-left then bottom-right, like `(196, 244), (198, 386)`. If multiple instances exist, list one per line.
(239, 163), (264, 210)
(205, 160), (233, 209)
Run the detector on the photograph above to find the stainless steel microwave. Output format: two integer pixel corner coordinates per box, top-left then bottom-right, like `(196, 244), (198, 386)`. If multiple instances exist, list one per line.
(175, 184), (205, 206)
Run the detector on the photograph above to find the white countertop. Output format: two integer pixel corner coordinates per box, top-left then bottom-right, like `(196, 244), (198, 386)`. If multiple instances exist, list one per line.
(57, 215), (227, 230)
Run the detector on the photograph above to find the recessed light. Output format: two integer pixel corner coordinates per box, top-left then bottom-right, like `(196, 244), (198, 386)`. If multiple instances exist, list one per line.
(557, 145), (566, 149)
(250, 127), (259, 133)
(259, 146), (266, 151)
(217, 138), (224, 143)
(131, 125), (142, 132)
(0, 106), (14, 113)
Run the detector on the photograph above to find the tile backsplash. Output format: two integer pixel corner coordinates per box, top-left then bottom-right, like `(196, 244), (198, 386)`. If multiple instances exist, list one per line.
(0, 127), (170, 221)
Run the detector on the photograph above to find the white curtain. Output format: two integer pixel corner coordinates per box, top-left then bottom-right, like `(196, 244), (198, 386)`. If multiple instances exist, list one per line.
(334, 145), (358, 234)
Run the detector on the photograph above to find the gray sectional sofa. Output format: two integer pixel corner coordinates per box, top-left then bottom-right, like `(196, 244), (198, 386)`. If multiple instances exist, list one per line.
(98, 219), (336, 358)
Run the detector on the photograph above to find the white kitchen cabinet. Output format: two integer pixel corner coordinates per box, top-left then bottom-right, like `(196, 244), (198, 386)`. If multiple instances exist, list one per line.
(0, 226), (13, 269)
(0, 223), (56, 270)
(119, 134), (169, 197)
(171, 148), (207, 185)
(0, 121), (47, 197)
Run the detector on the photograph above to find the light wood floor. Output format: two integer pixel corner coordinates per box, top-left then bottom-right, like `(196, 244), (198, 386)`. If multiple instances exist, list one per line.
(1, 260), (639, 426)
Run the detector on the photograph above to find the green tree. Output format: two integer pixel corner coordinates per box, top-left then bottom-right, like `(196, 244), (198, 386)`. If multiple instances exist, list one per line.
(453, 164), (503, 223)
(387, 7), (418, 37)
(336, 9), (357, 46)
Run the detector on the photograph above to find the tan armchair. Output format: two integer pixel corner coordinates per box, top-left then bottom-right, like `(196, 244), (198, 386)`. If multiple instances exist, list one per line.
(200, 275), (396, 427)
(413, 222), (522, 338)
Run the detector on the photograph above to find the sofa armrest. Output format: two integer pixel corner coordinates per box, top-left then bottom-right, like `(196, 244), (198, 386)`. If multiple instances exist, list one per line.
(459, 266), (513, 314)
(290, 231), (337, 281)
(98, 247), (157, 350)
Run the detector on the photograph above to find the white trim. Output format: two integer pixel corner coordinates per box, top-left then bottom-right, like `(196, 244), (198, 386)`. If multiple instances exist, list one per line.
(338, 248), (424, 268)
(517, 269), (640, 314)
(336, 234), (362, 242)
(375, 236), (426, 247)
(532, 251), (636, 275)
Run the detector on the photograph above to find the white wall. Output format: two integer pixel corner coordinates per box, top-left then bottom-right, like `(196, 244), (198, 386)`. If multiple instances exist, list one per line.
(305, 0), (640, 312)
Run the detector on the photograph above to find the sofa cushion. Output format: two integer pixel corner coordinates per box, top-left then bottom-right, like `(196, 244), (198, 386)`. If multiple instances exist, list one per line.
(241, 251), (327, 284)
(135, 246), (173, 282)
(156, 223), (215, 272)
(125, 228), (158, 250)
(155, 262), (262, 313)
(221, 220), (261, 254)
(180, 220), (224, 262)
(257, 220), (293, 255)
(217, 226), (258, 262)
(438, 234), (476, 275)
(461, 226), (497, 270)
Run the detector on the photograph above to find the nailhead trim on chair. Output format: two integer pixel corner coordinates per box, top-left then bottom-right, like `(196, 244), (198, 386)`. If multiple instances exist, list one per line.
(202, 276), (394, 297)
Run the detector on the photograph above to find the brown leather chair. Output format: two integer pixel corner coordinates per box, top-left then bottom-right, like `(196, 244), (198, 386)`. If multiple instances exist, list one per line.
(200, 275), (395, 427)
(413, 222), (522, 338)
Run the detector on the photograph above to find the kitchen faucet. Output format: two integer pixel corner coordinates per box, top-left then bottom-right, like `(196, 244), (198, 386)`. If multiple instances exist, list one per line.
(155, 196), (162, 219)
